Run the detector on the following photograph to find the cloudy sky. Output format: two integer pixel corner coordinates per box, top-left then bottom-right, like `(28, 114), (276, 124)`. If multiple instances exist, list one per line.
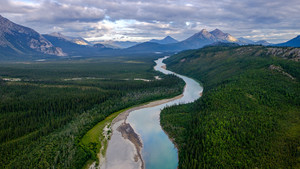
(1, 0), (299, 43)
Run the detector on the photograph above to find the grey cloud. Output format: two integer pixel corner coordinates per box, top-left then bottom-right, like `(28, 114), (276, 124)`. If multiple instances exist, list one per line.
(0, 0), (34, 13)
(1, 0), (105, 23)
(27, 1), (105, 23)
(1, 0), (300, 43)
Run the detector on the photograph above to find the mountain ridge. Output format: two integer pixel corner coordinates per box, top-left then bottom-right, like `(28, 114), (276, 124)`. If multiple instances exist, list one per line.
(275, 35), (300, 47)
(48, 32), (91, 46)
(1, 15), (299, 60)
(149, 36), (178, 44)
(0, 15), (66, 58)
(43, 33), (112, 56)
(127, 29), (241, 52)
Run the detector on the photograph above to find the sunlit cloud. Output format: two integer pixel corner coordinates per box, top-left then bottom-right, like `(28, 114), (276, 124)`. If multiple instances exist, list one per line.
(0, 0), (299, 43)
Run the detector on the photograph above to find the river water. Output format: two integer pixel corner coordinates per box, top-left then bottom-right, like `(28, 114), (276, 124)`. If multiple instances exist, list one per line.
(104, 56), (203, 169)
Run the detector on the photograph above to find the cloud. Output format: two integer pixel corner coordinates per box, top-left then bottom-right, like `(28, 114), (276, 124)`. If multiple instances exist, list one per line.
(0, 0), (35, 13)
(1, 0), (105, 23)
(1, 0), (300, 43)
(26, 1), (105, 23)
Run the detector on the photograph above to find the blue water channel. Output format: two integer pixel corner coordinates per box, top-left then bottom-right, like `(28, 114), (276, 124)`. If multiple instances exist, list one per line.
(126, 56), (203, 169)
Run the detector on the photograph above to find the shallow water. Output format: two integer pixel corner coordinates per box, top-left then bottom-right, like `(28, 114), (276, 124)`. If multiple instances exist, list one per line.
(105, 56), (203, 169)
(127, 56), (203, 169)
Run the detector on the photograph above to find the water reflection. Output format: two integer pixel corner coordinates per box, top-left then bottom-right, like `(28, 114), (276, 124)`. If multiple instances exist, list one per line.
(127, 56), (203, 169)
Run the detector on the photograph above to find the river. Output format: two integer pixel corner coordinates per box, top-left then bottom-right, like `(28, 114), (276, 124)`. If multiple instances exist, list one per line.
(103, 56), (203, 169)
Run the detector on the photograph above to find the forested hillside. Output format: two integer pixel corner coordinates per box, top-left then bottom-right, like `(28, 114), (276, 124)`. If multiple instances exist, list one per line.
(0, 56), (184, 168)
(161, 46), (300, 168)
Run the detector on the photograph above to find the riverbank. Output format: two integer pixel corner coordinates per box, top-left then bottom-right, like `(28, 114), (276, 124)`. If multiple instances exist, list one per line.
(161, 90), (203, 152)
(160, 46), (300, 168)
(81, 108), (132, 169)
(85, 93), (184, 169)
(102, 56), (203, 169)
(101, 93), (184, 169)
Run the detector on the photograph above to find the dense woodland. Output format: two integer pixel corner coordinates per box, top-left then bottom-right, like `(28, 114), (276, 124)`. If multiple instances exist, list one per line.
(0, 56), (184, 168)
(161, 46), (300, 168)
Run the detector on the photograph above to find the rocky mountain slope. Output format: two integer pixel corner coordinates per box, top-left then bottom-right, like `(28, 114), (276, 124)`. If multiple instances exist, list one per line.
(43, 33), (112, 56)
(0, 15), (66, 58)
(126, 29), (240, 53)
(47, 32), (91, 46)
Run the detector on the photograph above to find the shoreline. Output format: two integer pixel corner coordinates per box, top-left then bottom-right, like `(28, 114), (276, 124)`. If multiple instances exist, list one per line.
(100, 56), (203, 169)
(99, 93), (184, 169)
(160, 59), (203, 167)
(160, 91), (203, 161)
(112, 93), (184, 125)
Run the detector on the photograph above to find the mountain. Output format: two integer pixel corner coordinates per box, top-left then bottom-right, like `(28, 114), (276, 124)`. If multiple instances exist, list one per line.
(238, 37), (255, 44)
(126, 29), (240, 53)
(177, 29), (238, 49)
(123, 42), (177, 53)
(275, 35), (300, 47)
(92, 40), (139, 49)
(0, 15), (66, 59)
(93, 43), (108, 49)
(238, 37), (272, 46)
(48, 32), (91, 46)
(72, 37), (91, 45)
(110, 41), (139, 48)
(176, 29), (214, 49)
(43, 33), (112, 56)
(255, 40), (272, 46)
(210, 29), (238, 42)
(149, 36), (178, 44)
(43, 33), (90, 55)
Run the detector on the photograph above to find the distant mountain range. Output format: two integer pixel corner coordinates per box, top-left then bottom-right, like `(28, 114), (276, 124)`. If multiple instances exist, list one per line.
(125, 29), (241, 53)
(177, 29), (238, 49)
(274, 35), (300, 47)
(47, 32), (92, 46)
(91, 40), (139, 49)
(125, 29), (300, 53)
(0, 15), (66, 60)
(42, 33), (112, 56)
(237, 37), (272, 46)
(0, 15), (299, 61)
(97, 36), (178, 49)
(148, 36), (178, 44)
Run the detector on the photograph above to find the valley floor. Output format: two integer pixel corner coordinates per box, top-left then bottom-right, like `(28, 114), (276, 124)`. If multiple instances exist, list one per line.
(0, 56), (185, 168)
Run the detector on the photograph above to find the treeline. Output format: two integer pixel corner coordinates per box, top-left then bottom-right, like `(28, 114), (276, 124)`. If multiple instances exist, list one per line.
(161, 45), (300, 168)
(0, 57), (157, 80)
(0, 59), (184, 168)
(0, 85), (113, 143)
